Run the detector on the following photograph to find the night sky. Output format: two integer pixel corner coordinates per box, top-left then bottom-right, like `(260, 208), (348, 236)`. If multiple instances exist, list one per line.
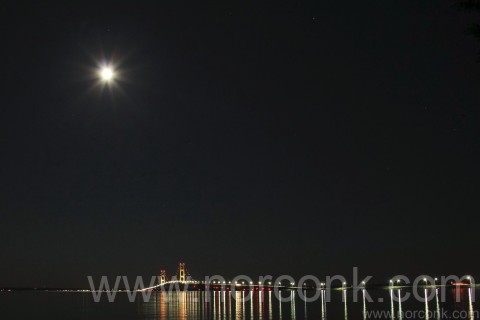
(1, 1), (479, 288)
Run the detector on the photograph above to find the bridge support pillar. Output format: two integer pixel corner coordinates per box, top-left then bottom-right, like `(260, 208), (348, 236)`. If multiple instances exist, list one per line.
(160, 269), (167, 285)
(179, 263), (186, 283)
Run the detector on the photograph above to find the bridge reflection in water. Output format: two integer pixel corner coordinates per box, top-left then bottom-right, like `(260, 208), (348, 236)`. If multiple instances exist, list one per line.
(140, 288), (477, 320)
(141, 290), (283, 320)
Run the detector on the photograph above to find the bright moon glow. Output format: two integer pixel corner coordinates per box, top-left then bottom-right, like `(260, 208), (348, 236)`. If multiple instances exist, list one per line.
(100, 67), (114, 81)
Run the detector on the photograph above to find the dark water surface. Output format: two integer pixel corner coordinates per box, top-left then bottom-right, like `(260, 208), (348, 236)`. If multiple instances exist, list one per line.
(0, 287), (477, 319)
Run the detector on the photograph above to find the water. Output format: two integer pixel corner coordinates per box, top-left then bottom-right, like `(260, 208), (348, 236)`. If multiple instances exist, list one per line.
(0, 287), (477, 319)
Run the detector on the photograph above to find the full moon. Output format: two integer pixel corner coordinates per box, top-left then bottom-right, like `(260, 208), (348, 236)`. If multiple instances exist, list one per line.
(100, 67), (114, 81)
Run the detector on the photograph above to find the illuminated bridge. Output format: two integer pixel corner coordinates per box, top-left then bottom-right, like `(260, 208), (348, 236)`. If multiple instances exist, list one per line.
(139, 262), (299, 292)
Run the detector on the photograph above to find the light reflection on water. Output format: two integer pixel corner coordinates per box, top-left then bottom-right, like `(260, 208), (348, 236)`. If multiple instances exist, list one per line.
(424, 289), (429, 320)
(142, 290), (277, 320)
(0, 287), (477, 319)
(139, 288), (478, 320)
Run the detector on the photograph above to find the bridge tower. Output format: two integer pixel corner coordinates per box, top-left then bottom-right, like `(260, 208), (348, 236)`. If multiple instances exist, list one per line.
(160, 269), (167, 285)
(179, 262), (186, 283)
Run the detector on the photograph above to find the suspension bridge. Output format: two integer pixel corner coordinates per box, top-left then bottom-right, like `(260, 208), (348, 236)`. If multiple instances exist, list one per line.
(139, 262), (288, 292)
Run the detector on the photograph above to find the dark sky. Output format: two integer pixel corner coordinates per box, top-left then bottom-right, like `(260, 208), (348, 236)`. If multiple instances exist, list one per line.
(0, 1), (479, 288)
